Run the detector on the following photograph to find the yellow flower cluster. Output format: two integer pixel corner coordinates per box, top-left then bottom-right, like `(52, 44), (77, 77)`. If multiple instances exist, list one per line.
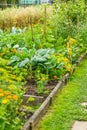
(57, 55), (69, 63)
(0, 88), (18, 104)
(63, 57), (72, 72)
(57, 54), (72, 72)
(69, 38), (76, 44)
(2, 99), (9, 104)
(65, 63), (72, 72)
(67, 37), (76, 60)
(63, 57), (69, 62)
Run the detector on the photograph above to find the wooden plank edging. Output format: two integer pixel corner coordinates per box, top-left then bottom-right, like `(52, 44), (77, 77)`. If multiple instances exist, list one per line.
(22, 75), (69, 130)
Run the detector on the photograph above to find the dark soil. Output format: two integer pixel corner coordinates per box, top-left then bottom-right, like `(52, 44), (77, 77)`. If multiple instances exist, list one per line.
(24, 79), (58, 98)
(21, 79), (58, 120)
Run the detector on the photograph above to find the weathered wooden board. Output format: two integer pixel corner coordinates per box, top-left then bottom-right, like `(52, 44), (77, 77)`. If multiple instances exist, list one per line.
(22, 95), (44, 105)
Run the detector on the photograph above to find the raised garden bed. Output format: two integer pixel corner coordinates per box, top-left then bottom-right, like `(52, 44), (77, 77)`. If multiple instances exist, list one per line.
(21, 53), (87, 130)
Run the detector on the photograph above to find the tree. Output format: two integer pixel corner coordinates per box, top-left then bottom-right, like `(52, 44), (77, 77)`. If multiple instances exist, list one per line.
(0, 0), (7, 9)
(0, 0), (19, 8)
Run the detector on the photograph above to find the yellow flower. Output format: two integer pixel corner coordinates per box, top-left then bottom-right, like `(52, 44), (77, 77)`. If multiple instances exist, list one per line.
(7, 95), (12, 99)
(63, 58), (68, 62)
(66, 63), (72, 72)
(0, 89), (3, 92)
(66, 67), (71, 72)
(0, 93), (4, 97)
(4, 91), (11, 95)
(41, 77), (45, 81)
(13, 95), (18, 101)
(58, 58), (61, 63)
(8, 85), (15, 90)
(13, 48), (17, 53)
(2, 99), (9, 104)
(69, 38), (76, 44)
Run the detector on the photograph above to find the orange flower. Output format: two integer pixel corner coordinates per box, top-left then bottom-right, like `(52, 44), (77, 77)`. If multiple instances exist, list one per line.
(13, 95), (18, 101)
(53, 75), (57, 80)
(13, 48), (17, 53)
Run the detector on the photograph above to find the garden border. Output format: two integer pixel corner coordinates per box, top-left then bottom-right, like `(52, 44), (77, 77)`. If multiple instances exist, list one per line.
(22, 53), (87, 130)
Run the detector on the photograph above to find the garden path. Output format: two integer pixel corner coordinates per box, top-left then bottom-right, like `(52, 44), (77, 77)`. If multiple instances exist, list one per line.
(71, 121), (87, 130)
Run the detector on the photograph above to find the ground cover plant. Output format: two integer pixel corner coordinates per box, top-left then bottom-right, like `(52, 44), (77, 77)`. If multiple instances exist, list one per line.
(0, 57), (25, 129)
(0, 0), (87, 129)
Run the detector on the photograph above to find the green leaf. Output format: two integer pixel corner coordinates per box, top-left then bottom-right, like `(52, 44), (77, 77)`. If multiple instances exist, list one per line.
(28, 97), (35, 102)
(57, 62), (64, 69)
(18, 58), (29, 67)
(8, 56), (20, 65)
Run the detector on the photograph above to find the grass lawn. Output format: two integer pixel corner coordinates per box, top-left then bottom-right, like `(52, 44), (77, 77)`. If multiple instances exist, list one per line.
(35, 58), (87, 130)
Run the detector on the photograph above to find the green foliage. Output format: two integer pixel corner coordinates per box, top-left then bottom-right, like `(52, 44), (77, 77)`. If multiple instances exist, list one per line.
(80, 23), (87, 47)
(0, 59), (24, 130)
(35, 72), (48, 94)
(52, 0), (86, 44)
(0, 0), (87, 128)
(35, 59), (87, 130)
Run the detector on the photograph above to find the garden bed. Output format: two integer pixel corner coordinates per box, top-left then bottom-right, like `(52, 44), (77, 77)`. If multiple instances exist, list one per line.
(0, 1), (87, 130)
(21, 53), (86, 130)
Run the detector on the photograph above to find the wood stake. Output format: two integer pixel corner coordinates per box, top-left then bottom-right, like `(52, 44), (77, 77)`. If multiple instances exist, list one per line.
(44, 6), (47, 39)
(77, 16), (80, 43)
(68, 15), (71, 37)
(30, 17), (34, 41)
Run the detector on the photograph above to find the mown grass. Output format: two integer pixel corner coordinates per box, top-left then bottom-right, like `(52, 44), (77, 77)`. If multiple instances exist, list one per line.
(35, 58), (87, 130)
